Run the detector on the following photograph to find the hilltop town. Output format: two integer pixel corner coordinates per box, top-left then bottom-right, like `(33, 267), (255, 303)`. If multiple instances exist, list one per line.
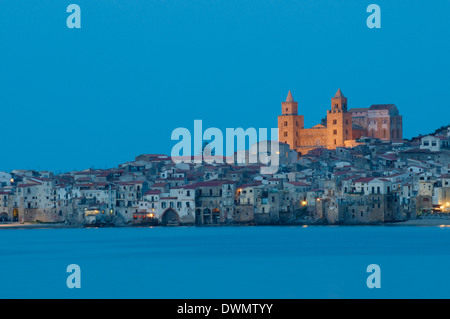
(1, 90), (449, 227)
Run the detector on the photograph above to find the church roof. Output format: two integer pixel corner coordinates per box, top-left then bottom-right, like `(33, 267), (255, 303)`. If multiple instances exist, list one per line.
(369, 104), (399, 116)
(334, 88), (345, 98)
(286, 90), (294, 102)
(352, 124), (365, 130)
(369, 104), (397, 111)
(348, 107), (369, 113)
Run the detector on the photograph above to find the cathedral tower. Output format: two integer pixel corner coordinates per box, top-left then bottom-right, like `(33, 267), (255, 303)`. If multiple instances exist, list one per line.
(278, 91), (304, 150)
(326, 89), (353, 149)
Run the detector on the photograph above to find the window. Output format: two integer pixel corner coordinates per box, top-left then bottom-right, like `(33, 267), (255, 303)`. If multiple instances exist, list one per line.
(333, 130), (337, 135)
(333, 120), (337, 125)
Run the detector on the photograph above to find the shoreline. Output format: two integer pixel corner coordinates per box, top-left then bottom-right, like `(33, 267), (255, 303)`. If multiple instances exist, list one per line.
(2, 219), (450, 229)
(0, 223), (81, 229)
(385, 219), (450, 226)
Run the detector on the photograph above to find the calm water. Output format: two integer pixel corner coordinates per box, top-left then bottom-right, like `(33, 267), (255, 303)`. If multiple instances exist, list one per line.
(1, 225), (450, 299)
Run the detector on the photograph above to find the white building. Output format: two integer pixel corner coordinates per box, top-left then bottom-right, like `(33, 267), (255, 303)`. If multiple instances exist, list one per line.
(420, 135), (449, 152)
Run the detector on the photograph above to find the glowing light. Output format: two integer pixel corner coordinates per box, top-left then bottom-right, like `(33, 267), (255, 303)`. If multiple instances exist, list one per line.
(301, 201), (307, 206)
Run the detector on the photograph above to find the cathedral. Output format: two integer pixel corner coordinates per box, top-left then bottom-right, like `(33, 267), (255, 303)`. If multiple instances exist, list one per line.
(278, 89), (403, 155)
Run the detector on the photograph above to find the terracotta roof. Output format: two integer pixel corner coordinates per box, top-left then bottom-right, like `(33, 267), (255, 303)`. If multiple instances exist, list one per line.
(354, 177), (376, 183)
(17, 183), (41, 188)
(151, 183), (168, 188)
(116, 181), (146, 185)
(144, 190), (161, 196)
(286, 181), (310, 187)
(238, 182), (263, 189)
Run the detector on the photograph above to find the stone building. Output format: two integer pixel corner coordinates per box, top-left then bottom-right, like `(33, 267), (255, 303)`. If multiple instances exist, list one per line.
(319, 193), (401, 224)
(349, 104), (403, 141)
(194, 181), (236, 225)
(278, 89), (403, 154)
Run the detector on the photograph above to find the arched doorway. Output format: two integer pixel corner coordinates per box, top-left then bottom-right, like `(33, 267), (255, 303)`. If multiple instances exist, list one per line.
(203, 208), (211, 224)
(195, 209), (202, 226)
(12, 209), (19, 222)
(161, 208), (180, 226)
(212, 208), (220, 224)
(0, 213), (8, 222)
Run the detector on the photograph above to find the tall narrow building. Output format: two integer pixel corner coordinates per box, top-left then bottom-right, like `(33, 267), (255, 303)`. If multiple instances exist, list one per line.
(278, 91), (304, 149)
(326, 89), (353, 149)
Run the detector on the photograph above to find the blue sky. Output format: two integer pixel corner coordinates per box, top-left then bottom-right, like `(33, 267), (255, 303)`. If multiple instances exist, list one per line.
(0, 0), (448, 172)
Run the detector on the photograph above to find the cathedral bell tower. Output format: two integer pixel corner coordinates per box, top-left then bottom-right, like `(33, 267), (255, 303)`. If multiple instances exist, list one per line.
(327, 89), (353, 149)
(278, 91), (304, 151)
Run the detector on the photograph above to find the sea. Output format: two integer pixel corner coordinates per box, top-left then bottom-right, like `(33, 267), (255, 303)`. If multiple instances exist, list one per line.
(1, 225), (450, 299)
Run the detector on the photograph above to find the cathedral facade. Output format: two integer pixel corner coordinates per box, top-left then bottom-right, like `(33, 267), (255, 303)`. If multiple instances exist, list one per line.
(278, 89), (403, 155)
